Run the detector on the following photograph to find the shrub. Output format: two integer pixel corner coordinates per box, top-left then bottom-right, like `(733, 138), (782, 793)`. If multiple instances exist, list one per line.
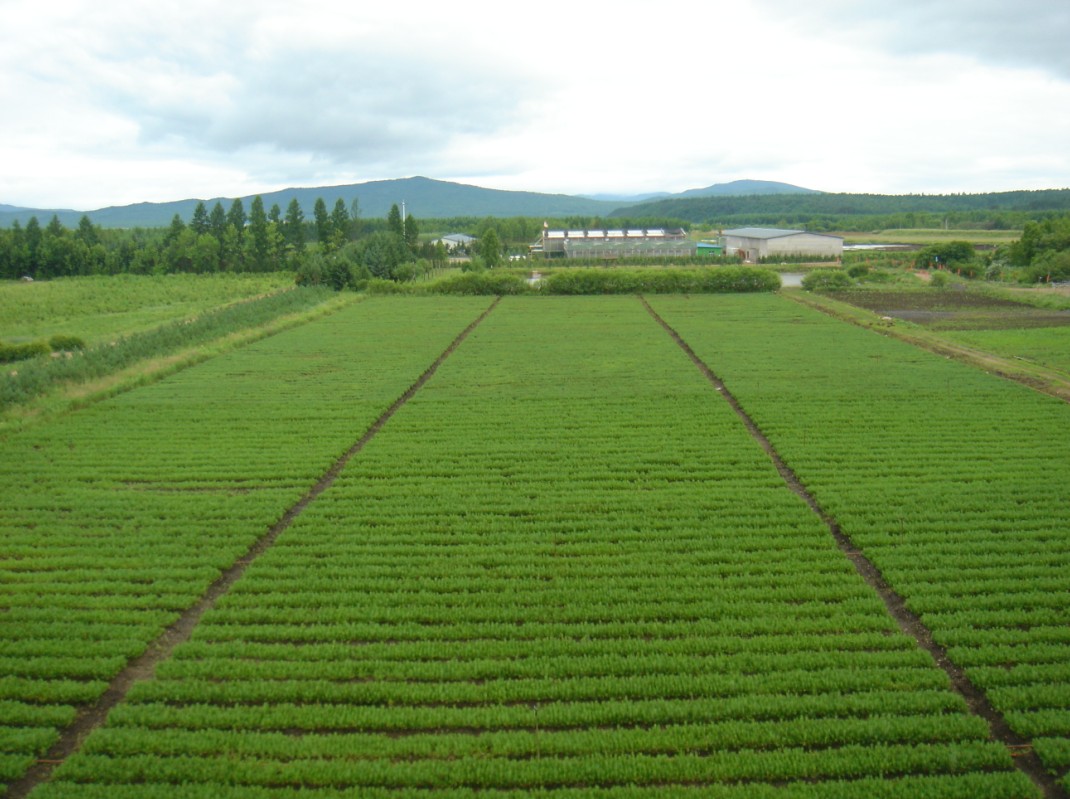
(48, 334), (86, 351)
(364, 278), (417, 295)
(846, 264), (870, 278)
(801, 269), (853, 292)
(294, 256), (325, 287)
(915, 241), (979, 276)
(0, 341), (51, 364)
(929, 271), (950, 288)
(1021, 250), (1070, 284)
(428, 272), (528, 295)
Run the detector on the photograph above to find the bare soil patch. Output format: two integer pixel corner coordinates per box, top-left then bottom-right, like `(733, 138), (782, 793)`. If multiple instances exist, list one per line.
(830, 289), (1070, 330)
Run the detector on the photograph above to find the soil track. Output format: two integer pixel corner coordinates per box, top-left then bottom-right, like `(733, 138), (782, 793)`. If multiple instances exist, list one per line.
(4, 297), (501, 799)
(638, 295), (1067, 799)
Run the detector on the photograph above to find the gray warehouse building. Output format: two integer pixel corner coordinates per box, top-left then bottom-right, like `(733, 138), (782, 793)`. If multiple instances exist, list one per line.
(724, 228), (843, 262)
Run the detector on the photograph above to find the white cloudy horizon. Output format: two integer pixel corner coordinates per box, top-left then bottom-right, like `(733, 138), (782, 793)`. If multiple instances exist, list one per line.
(2, 0), (1069, 211)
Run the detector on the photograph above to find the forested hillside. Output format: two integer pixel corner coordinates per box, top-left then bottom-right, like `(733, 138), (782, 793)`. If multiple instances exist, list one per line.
(614, 189), (1070, 230)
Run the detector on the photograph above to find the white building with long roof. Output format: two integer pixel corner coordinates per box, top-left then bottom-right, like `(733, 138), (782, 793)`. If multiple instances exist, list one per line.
(723, 228), (842, 262)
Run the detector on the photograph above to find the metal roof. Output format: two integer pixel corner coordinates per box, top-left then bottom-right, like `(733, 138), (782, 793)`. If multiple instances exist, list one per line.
(723, 227), (843, 241)
(544, 228), (689, 241)
(564, 239), (697, 254)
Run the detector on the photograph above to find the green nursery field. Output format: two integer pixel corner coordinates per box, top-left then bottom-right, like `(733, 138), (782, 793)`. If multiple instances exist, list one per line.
(939, 326), (1070, 375)
(0, 274), (294, 346)
(1, 295), (1067, 797)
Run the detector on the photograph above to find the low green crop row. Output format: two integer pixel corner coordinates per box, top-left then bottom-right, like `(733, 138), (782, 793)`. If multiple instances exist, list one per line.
(28, 772), (1041, 799)
(108, 691), (970, 733)
(83, 715), (988, 761)
(53, 743), (1011, 788)
(154, 648), (932, 684)
(129, 666), (950, 708)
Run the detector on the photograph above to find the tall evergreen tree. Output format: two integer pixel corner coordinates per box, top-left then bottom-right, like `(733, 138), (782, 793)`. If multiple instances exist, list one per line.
(227, 199), (247, 241)
(330, 199), (349, 235)
(24, 217), (42, 263)
(190, 201), (210, 235)
(248, 195), (271, 271)
(313, 197), (331, 245)
(404, 214), (419, 251)
(283, 198), (305, 252)
(349, 198), (361, 237)
(45, 215), (65, 239)
(165, 213), (186, 245)
(75, 215), (99, 247)
(208, 202), (227, 241)
(330, 199), (351, 249)
(269, 203), (282, 224)
(387, 204), (403, 237)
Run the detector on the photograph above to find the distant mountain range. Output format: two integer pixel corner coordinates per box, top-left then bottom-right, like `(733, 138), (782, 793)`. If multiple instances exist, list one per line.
(582, 179), (817, 204)
(0, 177), (821, 229)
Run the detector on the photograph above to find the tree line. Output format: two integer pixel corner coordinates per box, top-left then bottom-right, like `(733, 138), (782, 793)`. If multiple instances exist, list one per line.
(0, 196), (448, 283)
(1006, 214), (1070, 282)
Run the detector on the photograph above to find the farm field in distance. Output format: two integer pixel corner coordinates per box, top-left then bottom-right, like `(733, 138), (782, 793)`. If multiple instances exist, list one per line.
(0, 274), (295, 346)
(1, 294), (1067, 797)
(836, 229), (1023, 246)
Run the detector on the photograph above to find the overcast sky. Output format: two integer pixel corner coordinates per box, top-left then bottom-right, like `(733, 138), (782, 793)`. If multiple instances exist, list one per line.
(2, 0), (1069, 210)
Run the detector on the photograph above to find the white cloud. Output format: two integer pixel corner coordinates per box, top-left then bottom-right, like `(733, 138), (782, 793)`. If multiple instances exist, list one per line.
(1, 0), (1069, 209)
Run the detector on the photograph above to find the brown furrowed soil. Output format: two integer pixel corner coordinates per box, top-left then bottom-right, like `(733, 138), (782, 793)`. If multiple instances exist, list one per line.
(831, 289), (1070, 330)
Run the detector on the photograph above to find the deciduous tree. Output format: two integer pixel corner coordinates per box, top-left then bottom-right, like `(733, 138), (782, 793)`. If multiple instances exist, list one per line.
(480, 228), (503, 268)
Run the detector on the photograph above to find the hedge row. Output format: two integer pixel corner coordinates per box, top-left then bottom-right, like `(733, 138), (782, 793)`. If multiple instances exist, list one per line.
(368, 268), (781, 297)
(0, 335), (87, 364)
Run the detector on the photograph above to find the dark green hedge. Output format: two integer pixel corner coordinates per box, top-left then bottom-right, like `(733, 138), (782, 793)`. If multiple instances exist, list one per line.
(0, 341), (50, 364)
(540, 267), (780, 295)
(370, 267), (781, 296)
